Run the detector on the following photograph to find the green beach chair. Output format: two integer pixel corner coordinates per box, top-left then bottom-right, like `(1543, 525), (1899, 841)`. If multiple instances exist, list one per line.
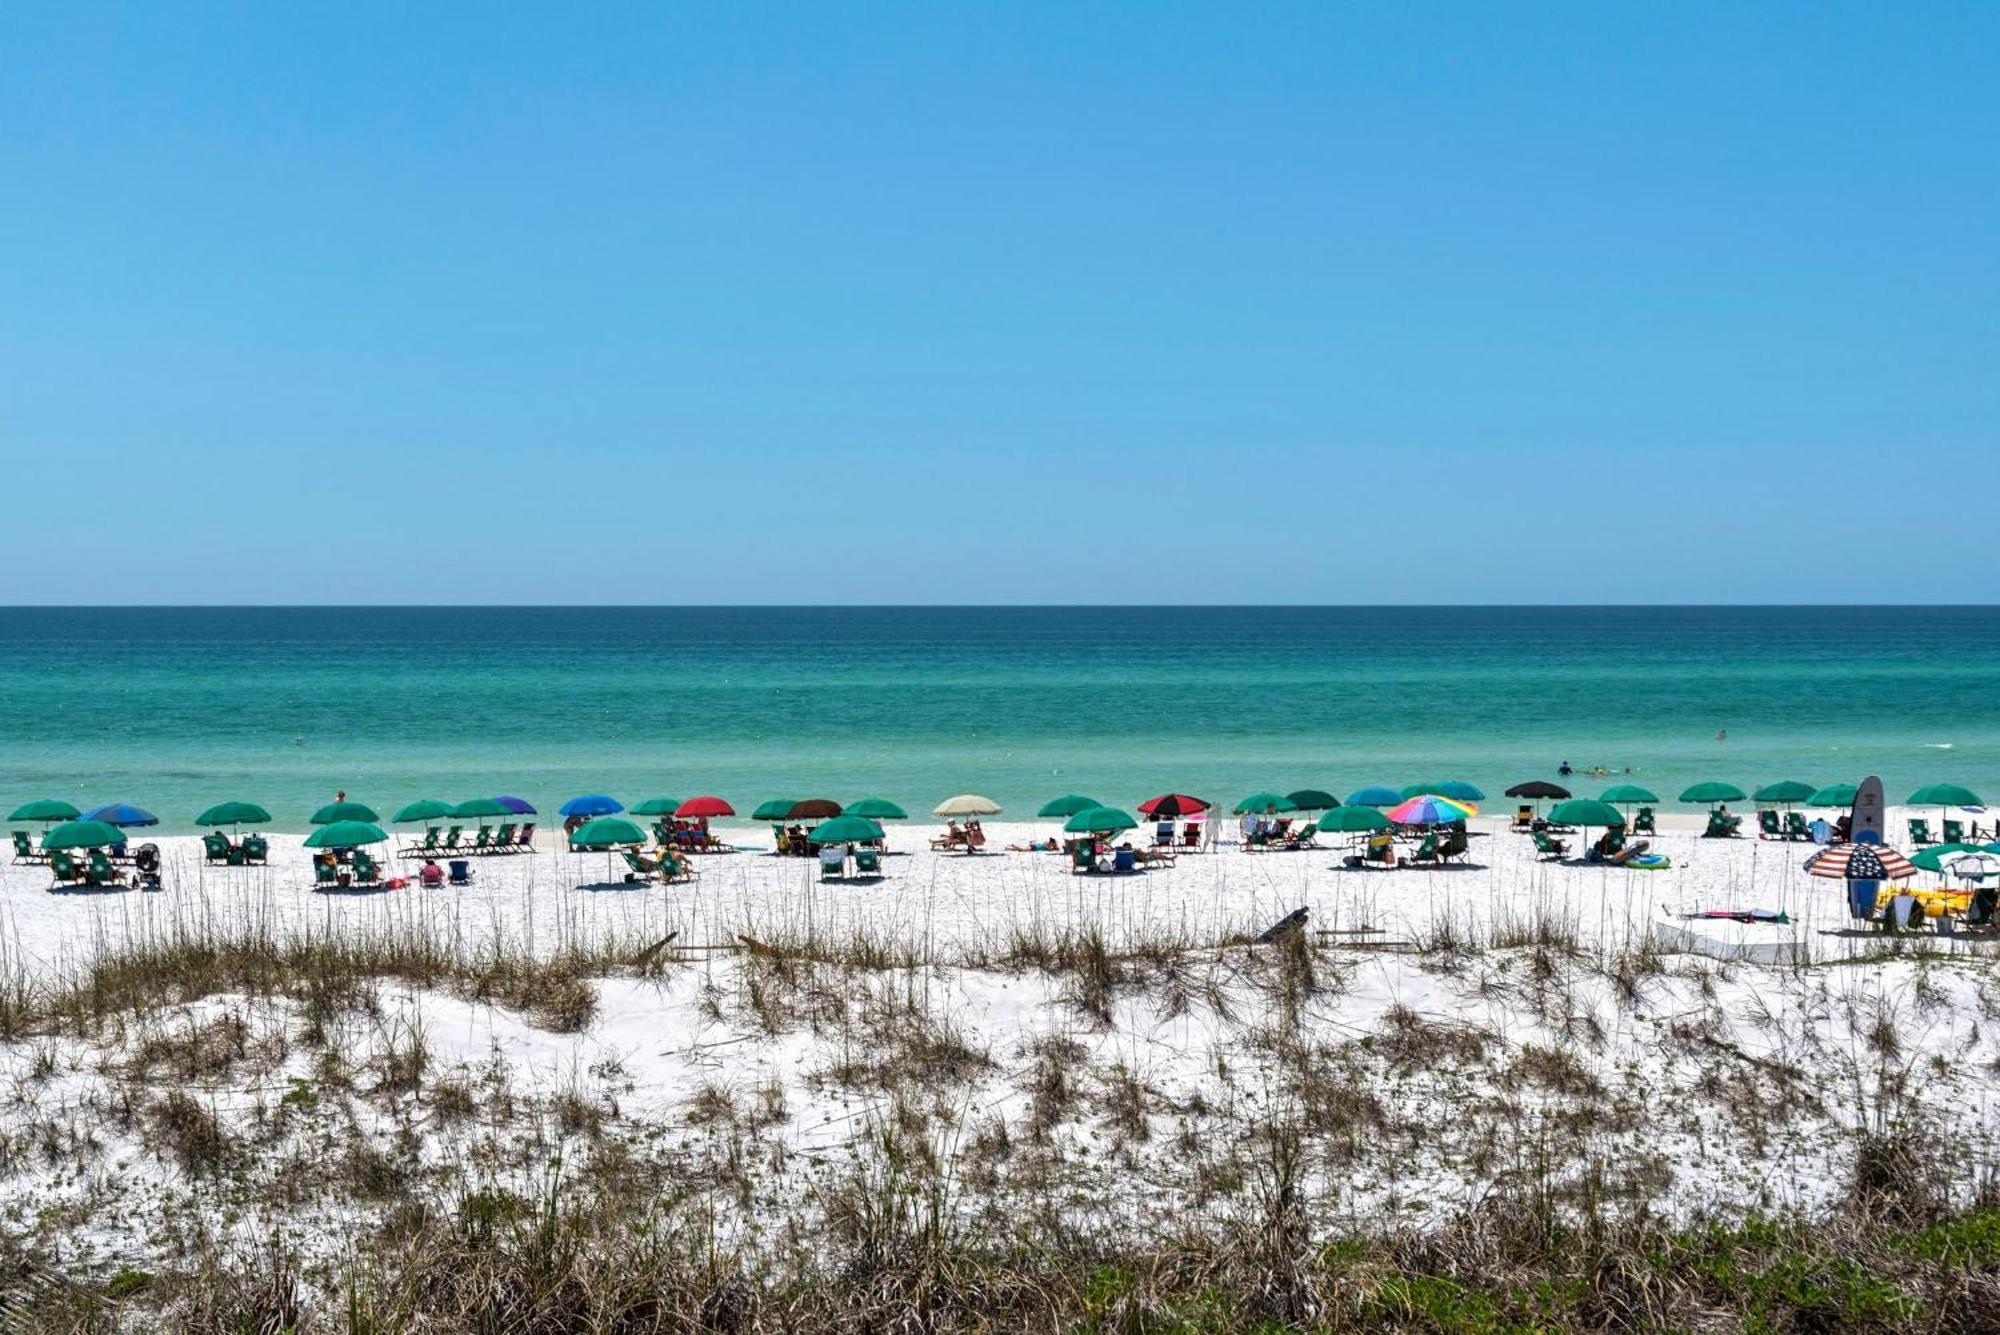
(854, 847), (883, 877)
(242, 835), (268, 865)
(313, 859), (339, 889)
(404, 827), (440, 857)
(87, 850), (124, 887)
(48, 850), (81, 887)
(1784, 811), (1812, 841)
(1757, 810), (1782, 840)
(14, 830), (44, 863)
(1072, 844), (1097, 875)
(622, 849), (660, 879)
(494, 823), (516, 851)
(1633, 807), (1656, 835)
(1908, 819), (1934, 845)
(1704, 810), (1734, 838)
(1441, 828), (1470, 863)
(202, 833), (232, 864)
(1944, 819), (1965, 844)
(1532, 830), (1567, 860)
(660, 852), (695, 883)
(1406, 833), (1440, 865)
(471, 826), (493, 854)
(440, 826), (463, 852)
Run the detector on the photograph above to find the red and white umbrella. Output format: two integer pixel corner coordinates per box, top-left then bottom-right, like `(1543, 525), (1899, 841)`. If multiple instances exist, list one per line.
(1806, 842), (1918, 881)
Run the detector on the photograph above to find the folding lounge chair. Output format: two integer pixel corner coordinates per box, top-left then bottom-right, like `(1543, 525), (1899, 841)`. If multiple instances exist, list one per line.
(1441, 828), (1470, 863)
(622, 850), (660, 879)
(1532, 830), (1567, 860)
(515, 823), (536, 849)
(86, 850), (126, 887)
(1406, 834), (1440, 865)
(448, 860), (473, 886)
(1944, 819), (1965, 844)
(439, 826), (463, 853)
(1112, 847), (1137, 873)
(494, 823), (516, 851)
(1071, 844), (1097, 875)
(48, 850), (83, 888)
(1785, 812), (1812, 841)
(1704, 811), (1733, 838)
(1512, 805), (1534, 830)
(1758, 810), (1783, 839)
(352, 851), (384, 886)
(202, 833), (233, 864)
(1908, 819), (1934, 845)
(242, 835), (268, 865)
(313, 860), (340, 889)
(1633, 807), (1656, 835)
(12, 831), (47, 864)
(854, 848), (882, 877)
(403, 827), (441, 857)
(660, 852), (696, 883)
(818, 846), (847, 881)
(471, 827), (493, 855)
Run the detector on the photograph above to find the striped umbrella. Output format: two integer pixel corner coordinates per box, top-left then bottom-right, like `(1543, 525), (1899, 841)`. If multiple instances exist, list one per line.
(1807, 843), (1918, 882)
(1387, 795), (1477, 825)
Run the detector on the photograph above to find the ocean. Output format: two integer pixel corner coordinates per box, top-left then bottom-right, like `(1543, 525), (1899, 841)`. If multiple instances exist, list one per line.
(2, 606), (1995, 832)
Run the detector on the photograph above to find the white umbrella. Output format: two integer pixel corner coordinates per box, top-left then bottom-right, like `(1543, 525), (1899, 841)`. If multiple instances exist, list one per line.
(1944, 851), (2000, 880)
(932, 793), (1002, 818)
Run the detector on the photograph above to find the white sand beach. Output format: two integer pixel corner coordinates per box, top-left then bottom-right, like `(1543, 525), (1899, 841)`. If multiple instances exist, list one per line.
(2, 810), (1995, 1289)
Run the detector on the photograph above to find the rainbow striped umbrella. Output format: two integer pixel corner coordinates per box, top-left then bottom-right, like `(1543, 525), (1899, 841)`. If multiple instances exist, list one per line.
(1387, 795), (1477, 825)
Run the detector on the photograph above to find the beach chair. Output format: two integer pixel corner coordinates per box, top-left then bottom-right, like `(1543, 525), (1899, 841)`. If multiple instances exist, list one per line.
(47, 850), (82, 888)
(494, 823), (516, 851)
(352, 851), (384, 886)
(439, 826), (463, 853)
(1512, 805), (1534, 830)
(87, 850), (126, 887)
(819, 846), (847, 881)
(660, 851), (697, 883)
(202, 833), (233, 864)
(1633, 807), (1656, 835)
(854, 848), (883, 877)
(931, 827), (967, 852)
(242, 834), (268, 865)
(448, 860), (473, 886)
(313, 860), (339, 889)
(1112, 847), (1137, 873)
(621, 849), (660, 879)
(1944, 819), (1965, 844)
(403, 827), (441, 857)
(1757, 810), (1782, 840)
(1405, 834), (1441, 866)
(1704, 810), (1735, 838)
(1286, 822), (1318, 850)
(1785, 811), (1812, 841)
(1071, 844), (1097, 876)
(469, 826), (492, 855)
(1441, 828), (1470, 863)
(515, 823), (535, 849)
(1908, 818), (1935, 845)
(12, 831), (46, 864)
(1532, 830), (1567, 860)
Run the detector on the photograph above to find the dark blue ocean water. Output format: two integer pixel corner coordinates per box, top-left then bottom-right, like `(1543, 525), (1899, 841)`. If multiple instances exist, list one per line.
(2, 606), (1995, 830)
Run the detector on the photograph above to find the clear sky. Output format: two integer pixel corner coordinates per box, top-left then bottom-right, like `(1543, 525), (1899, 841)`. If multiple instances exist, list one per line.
(2, 3), (1995, 603)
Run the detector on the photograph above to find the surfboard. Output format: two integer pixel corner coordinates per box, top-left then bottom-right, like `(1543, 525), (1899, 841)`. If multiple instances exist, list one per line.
(1848, 775), (1885, 920)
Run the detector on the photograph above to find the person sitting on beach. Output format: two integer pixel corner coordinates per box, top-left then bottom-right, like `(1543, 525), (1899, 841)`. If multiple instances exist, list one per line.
(419, 859), (444, 888)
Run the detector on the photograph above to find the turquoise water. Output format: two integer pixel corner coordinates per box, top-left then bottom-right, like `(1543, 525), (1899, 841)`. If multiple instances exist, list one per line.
(2, 607), (1997, 832)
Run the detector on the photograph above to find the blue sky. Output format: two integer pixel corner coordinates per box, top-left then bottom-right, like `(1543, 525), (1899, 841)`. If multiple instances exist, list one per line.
(2, 3), (1995, 603)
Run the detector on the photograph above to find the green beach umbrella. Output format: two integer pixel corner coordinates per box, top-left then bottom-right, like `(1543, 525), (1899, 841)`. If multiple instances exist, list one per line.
(450, 797), (512, 820)
(1036, 794), (1103, 819)
(1753, 780), (1817, 806)
(846, 797), (908, 821)
(1063, 806), (1138, 835)
(391, 799), (453, 824)
(1233, 791), (1292, 815)
(311, 800), (380, 825)
(1346, 786), (1403, 808)
(303, 820), (388, 849)
(1319, 805), (1390, 833)
(1909, 783), (1983, 808)
(751, 798), (797, 821)
(1809, 783), (1859, 808)
(196, 801), (273, 827)
(567, 816), (648, 849)
(629, 797), (684, 818)
(1911, 844), (1983, 875)
(1678, 782), (1746, 805)
(41, 819), (125, 851)
(1548, 799), (1625, 828)
(1598, 784), (1658, 806)
(807, 815), (886, 844)
(1401, 781), (1483, 802)
(9, 799), (80, 824)
(1284, 789), (1340, 813)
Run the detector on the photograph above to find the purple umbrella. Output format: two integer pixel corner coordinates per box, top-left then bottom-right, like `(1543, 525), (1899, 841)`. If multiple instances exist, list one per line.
(492, 795), (537, 815)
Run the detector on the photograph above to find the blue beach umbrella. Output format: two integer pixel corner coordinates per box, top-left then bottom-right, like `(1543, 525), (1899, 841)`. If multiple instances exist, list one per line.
(559, 794), (624, 819)
(1346, 785), (1403, 808)
(81, 802), (159, 828)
